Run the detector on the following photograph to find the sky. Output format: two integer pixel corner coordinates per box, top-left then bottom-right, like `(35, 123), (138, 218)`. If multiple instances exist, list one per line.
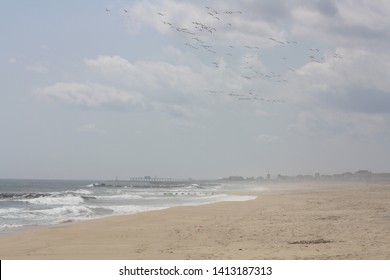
(1, 0), (390, 180)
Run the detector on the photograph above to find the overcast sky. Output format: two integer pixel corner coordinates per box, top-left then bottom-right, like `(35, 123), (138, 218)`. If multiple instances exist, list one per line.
(1, 0), (390, 180)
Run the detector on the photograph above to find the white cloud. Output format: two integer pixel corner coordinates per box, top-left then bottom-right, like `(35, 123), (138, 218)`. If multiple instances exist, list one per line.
(291, 0), (390, 49)
(26, 64), (48, 74)
(344, 113), (388, 138)
(8, 57), (17, 64)
(85, 55), (245, 99)
(77, 123), (105, 134)
(280, 42), (390, 140)
(288, 109), (388, 139)
(150, 102), (195, 119)
(35, 82), (143, 107)
(123, 0), (388, 53)
(40, 44), (50, 51)
(256, 134), (279, 143)
(283, 46), (390, 114)
(35, 55), (219, 121)
(124, 0), (287, 49)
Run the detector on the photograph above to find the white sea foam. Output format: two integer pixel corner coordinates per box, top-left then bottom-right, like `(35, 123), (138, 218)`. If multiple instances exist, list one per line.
(0, 208), (42, 220)
(19, 195), (84, 205)
(0, 224), (24, 229)
(34, 205), (93, 217)
(101, 204), (167, 215)
(0, 205), (94, 221)
(96, 194), (143, 200)
(0, 207), (21, 214)
(0, 208), (37, 219)
(182, 194), (257, 206)
(217, 195), (257, 202)
(69, 189), (93, 195)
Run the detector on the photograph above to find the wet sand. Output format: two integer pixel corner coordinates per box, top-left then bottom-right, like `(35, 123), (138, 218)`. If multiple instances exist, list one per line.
(0, 183), (389, 259)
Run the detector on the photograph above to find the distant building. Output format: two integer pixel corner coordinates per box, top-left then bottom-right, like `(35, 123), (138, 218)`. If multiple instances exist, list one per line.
(277, 174), (289, 181)
(227, 176), (245, 181)
(354, 170), (372, 182)
(256, 176), (265, 181)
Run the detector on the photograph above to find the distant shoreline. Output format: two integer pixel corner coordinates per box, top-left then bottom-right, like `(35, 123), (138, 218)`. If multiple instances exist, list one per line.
(2, 170), (390, 184)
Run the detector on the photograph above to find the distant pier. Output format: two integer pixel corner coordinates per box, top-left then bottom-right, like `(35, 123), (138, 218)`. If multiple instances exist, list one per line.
(127, 177), (188, 183)
(97, 177), (223, 187)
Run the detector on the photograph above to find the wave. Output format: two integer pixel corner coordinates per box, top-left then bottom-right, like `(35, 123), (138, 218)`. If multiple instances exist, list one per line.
(99, 204), (167, 215)
(0, 207), (45, 220)
(96, 194), (143, 200)
(67, 189), (93, 195)
(85, 183), (107, 187)
(0, 188), (96, 206)
(0, 205), (94, 221)
(0, 224), (24, 230)
(0, 193), (50, 200)
(34, 205), (94, 217)
(19, 194), (86, 205)
(0, 207), (22, 215)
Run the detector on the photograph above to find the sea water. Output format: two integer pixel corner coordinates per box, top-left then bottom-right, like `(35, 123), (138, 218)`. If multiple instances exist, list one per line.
(0, 179), (265, 235)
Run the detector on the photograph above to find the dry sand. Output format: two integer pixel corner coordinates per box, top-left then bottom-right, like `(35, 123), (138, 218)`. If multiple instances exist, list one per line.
(0, 183), (389, 259)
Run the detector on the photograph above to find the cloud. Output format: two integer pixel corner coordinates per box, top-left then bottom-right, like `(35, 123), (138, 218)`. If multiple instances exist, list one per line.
(117, 0), (390, 115)
(288, 110), (342, 138)
(35, 55), (218, 122)
(84, 54), (249, 100)
(34, 1), (390, 135)
(124, 0), (288, 49)
(77, 123), (105, 134)
(123, 0), (390, 52)
(284, 44), (390, 139)
(313, 0), (339, 17)
(150, 102), (196, 119)
(284, 46), (390, 114)
(291, 0), (390, 49)
(8, 57), (18, 64)
(256, 134), (279, 143)
(25, 64), (49, 74)
(289, 109), (388, 139)
(35, 82), (143, 107)
(40, 44), (50, 51)
(323, 87), (390, 114)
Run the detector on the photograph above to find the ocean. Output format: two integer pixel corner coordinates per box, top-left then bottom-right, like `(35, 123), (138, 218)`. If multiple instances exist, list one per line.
(0, 178), (265, 235)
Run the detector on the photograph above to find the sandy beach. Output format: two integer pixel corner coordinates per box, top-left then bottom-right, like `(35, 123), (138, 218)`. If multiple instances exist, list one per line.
(0, 182), (389, 260)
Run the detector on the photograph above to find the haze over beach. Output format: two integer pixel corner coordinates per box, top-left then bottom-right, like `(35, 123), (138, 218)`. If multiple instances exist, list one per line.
(1, 0), (390, 181)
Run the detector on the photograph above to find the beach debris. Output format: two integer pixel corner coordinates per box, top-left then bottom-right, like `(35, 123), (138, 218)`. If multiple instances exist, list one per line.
(288, 238), (333, 245)
(317, 215), (341, 221)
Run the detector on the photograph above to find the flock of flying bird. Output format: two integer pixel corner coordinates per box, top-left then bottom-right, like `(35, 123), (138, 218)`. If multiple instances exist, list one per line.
(105, 5), (343, 105)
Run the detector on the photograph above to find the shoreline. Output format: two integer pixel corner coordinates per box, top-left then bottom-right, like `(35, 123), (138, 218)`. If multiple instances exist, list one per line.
(0, 188), (261, 238)
(0, 182), (389, 259)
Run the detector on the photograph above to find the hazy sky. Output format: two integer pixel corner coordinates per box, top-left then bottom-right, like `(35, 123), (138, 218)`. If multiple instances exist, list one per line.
(1, 0), (390, 180)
